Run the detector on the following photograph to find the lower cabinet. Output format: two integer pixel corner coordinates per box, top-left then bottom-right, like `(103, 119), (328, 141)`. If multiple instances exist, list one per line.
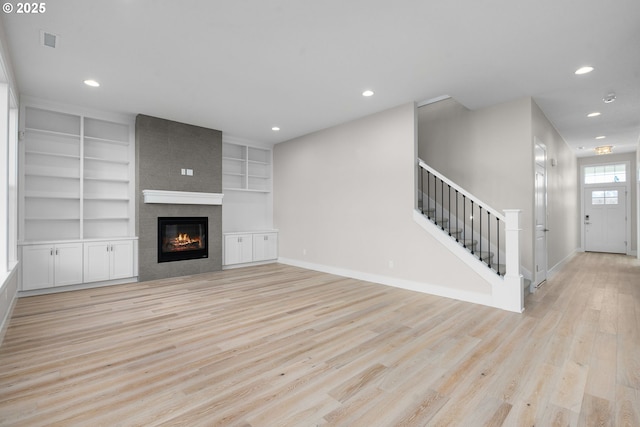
(224, 234), (253, 265)
(253, 233), (278, 262)
(20, 238), (137, 291)
(84, 240), (134, 283)
(224, 231), (278, 266)
(22, 243), (83, 291)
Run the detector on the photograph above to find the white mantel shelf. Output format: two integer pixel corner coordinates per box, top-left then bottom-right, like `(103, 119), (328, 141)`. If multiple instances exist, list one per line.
(142, 190), (224, 205)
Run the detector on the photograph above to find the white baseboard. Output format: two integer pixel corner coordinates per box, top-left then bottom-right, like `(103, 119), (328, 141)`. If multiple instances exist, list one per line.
(548, 248), (581, 279)
(278, 257), (495, 309)
(18, 277), (138, 297)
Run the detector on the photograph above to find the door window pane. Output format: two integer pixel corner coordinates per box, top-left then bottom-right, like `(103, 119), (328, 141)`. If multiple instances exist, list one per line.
(592, 190), (618, 205)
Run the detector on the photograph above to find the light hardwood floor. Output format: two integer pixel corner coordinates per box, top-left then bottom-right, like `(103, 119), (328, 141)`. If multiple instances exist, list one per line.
(1, 252), (639, 426)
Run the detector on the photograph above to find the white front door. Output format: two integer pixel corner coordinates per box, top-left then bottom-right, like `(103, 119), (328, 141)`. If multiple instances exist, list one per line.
(534, 142), (547, 288)
(584, 186), (627, 253)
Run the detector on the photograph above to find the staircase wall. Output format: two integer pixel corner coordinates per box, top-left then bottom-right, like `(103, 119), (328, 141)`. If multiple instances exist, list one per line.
(274, 103), (495, 303)
(418, 97), (581, 275)
(418, 97), (534, 272)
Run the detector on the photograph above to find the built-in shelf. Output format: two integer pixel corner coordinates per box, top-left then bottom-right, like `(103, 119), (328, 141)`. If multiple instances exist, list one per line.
(20, 105), (135, 243)
(222, 143), (272, 192)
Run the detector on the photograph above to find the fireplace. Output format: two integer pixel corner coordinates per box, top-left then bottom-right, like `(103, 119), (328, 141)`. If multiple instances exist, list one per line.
(158, 217), (208, 263)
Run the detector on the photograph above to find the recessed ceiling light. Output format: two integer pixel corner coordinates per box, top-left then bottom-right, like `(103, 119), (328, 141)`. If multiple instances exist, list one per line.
(587, 112), (601, 118)
(84, 79), (100, 87)
(271, 127), (280, 131)
(595, 135), (606, 140)
(362, 90), (374, 97)
(578, 146), (585, 150)
(575, 66), (594, 75)
(603, 92), (616, 103)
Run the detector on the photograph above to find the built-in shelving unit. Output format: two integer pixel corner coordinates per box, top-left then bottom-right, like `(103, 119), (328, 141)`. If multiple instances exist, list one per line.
(223, 143), (271, 192)
(19, 102), (137, 292)
(23, 108), (82, 241)
(83, 117), (132, 239)
(21, 106), (135, 242)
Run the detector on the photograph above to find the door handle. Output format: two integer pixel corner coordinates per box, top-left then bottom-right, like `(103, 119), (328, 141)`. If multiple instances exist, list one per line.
(543, 229), (549, 232)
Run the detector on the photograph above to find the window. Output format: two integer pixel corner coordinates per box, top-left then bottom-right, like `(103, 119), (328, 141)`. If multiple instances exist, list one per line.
(592, 190), (618, 205)
(584, 164), (626, 184)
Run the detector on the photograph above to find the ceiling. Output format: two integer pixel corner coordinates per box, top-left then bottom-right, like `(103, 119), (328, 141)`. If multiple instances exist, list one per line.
(1, 0), (639, 156)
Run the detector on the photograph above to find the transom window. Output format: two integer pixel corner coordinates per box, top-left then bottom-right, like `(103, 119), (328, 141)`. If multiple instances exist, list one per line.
(584, 164), (626, 184)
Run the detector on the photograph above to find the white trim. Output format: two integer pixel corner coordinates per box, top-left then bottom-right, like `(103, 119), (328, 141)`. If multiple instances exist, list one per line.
(142, 190), (223, 205)
(277, 257), (495, 309)
(548, 248), (579, 279)
(580, 160), (632, 254)
(417, 95), (451, 108)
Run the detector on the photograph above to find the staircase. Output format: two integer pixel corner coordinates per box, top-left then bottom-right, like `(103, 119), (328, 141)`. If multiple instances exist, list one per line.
(418, 206), (506, 276)
(416, 159), (524, 312)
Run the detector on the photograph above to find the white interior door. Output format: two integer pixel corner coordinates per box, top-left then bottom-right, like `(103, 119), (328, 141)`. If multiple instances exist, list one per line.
(584, 187), (627, 253)
(534, 142), (547, 288)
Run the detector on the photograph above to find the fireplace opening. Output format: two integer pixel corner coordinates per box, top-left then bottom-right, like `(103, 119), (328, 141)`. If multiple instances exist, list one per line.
(158, 217), (208, 263)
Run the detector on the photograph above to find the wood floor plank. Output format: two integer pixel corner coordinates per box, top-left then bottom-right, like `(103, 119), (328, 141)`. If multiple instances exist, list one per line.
(0, 252), (638, 426)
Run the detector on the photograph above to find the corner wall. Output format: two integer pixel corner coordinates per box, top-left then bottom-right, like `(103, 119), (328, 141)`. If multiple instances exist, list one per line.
(135, 115), (223, 281)
(274, 103), (493, 301)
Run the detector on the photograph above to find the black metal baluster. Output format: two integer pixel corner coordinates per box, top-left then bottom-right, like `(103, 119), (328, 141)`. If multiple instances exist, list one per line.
(455, 190), (459, 242)
(497, 217), (501, 275)
(470, 200), (474, 254)
(427, 171), (431, 219)
(420, 166), (424, 214)
(463, 195), (466, 248)
(488, 212), (491, 270)
(440, 179), (444, 230)
(448, 185), (451, 236)
(479, 206), (483, 263)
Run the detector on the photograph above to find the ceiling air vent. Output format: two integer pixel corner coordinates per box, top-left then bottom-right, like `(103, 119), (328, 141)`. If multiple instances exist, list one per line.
(40, 30), (58, 48)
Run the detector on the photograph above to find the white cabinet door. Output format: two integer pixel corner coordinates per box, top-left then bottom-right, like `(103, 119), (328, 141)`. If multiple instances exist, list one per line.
(22, 243), (83, 290)
(84, 241), (111, 283)
(22, 245), (55, 290)
(224, 234), (253, 265)
(253, 233), (278, 262)
(110, 240), (134, 280)
(54, 243), (84, 286)
(84, 240), (135, 283)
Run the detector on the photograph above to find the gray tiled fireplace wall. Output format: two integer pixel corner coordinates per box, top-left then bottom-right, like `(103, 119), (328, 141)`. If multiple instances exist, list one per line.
(135, 114), (223, 281)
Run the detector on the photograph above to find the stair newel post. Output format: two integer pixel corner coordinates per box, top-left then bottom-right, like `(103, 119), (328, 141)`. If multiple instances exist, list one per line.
(501, 209), (524, 312)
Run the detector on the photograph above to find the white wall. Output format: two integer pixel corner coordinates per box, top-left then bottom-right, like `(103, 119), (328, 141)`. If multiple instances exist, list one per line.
(531, 100), (581, 270)
(274, 102), (493, 299)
